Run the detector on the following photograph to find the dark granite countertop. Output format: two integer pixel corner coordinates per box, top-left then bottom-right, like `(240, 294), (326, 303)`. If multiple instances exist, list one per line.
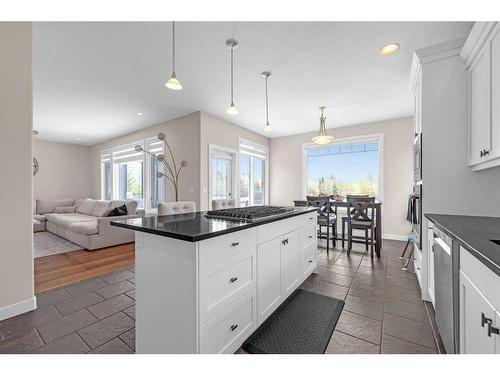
(111, 207), (317, 242)
(425, 214), (500, 277)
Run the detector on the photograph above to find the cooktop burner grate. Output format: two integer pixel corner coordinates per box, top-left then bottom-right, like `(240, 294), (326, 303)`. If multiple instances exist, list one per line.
(205, 206), (297, 222)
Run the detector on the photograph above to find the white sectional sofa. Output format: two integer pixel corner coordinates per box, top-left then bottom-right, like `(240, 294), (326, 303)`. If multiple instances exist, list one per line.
(34, 198), (145, 250)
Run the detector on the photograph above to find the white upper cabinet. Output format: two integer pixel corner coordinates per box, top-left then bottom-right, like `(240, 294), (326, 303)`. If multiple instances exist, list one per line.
(469, 47), (491, 164)
(461, 22), (500, 170)
(491, 28), (500, 160)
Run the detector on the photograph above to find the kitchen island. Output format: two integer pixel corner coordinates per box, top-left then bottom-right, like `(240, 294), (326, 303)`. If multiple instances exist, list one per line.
(111, 206), (318, 353)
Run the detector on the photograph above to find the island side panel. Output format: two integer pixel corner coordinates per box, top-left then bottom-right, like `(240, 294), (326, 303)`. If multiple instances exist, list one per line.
(135, 232), (199, 353)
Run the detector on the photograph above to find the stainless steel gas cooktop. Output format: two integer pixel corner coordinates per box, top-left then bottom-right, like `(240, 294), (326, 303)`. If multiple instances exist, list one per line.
(205, 206), (298, 222)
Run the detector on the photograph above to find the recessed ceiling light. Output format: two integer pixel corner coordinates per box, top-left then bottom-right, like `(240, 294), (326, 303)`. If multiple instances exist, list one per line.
(137, 112), (143, 116)
(380, 43), (400, 56)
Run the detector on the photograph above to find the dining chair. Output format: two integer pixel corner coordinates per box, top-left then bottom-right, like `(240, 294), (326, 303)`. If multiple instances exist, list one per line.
(346, 196), (376, 258)
(306, 196), (337, 254)
(340, 194), (369, 249)
(211, 199), (236, 210)
(158, 201), (196, 215)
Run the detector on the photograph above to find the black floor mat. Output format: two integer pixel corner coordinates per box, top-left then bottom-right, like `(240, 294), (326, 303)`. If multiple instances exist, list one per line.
(242, 289), (344, 354)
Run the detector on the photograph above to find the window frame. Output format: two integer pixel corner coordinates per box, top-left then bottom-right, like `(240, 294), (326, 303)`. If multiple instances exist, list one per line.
(238, 138), (269, 207)
(208, 144), (239, 209)
(301, 133), (384, 202)
(100, 137), (166, 211)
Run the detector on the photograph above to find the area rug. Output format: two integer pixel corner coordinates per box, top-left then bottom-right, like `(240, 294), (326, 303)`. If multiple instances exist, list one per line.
(242, 289), (344, 354)
(34, 231), (83, 258)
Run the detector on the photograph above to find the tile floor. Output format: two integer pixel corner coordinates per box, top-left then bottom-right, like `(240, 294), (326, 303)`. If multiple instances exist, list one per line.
(303, 239), (439, 354)
(0, 240), (439, 354)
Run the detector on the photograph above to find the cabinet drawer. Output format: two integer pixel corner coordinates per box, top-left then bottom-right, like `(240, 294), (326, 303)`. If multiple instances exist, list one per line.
(301, 225), (316, 248)
(460, 246), (500, 310)
(199, 228), (257, 267)
(300, 241), (316, 280)
(257, 213), (315, 244)
(199, 247), (256, 323)
(199, 288), (257, 354)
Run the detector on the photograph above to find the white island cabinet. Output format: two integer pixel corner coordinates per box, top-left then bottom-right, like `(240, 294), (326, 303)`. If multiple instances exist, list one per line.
(132, 209), (317, 354)
(459, 247), (500, 353)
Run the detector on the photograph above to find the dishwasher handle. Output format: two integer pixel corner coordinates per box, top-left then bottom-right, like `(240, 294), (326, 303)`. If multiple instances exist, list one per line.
(434, 236), (451, 256)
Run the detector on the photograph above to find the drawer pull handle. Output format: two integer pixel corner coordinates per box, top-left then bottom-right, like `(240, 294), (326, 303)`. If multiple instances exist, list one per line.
(230, 277), (238, 283)
(488, 323), (499, 337)
(230, 324), (238, 331)
(308, 235), (313, 239)
(308, 260), (313, 263)
(481, 313), (492, 328)
(231, 242), (239, 247)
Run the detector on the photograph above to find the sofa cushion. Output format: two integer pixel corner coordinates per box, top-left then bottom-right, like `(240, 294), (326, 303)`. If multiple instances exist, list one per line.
(91, 200), (111, 217)
(33, 214), (47, 222)
(111, 200), (138, 215)
(54, 206), (76, 214)
(43, 213), (96, 228)
(107, 204), (128, 217)
(68, 221), (98, 235)
(36, 199), (76, 214)
(76, 199), (96, 215)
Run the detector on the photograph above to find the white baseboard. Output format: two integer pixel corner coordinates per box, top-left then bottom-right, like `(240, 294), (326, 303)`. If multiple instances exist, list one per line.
(0, 296), (37, 321)
(382, 233), (408, 241)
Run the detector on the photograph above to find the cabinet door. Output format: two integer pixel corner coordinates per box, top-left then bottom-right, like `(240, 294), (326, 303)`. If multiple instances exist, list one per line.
(281, 231), (301, 299)
(495, 311), (500, 353)
(459, 271), (496, 353)
(257, 237), (282, 325)
(469, 46), (491, 164)
(491, 28), (500, 159)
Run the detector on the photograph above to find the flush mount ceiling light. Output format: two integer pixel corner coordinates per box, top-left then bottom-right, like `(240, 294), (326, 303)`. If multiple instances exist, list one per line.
(225, 39), (239, 115)
(262, 71), (272, 132)
(137, 112), (143, 116)
(165, 21), (183, 91)
(379, 43), (400, 56)
(312, 106), (333, 145)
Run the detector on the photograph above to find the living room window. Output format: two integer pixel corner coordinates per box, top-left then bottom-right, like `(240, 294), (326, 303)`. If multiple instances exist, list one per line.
(101, 139), (166, 211)
(302, 135), (383, 199)
(239, 139), (268, 207)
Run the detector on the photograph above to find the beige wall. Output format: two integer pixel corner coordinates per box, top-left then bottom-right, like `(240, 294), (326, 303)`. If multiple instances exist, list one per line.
(199, 112), (270, 211)
(0, 22), (35, 319)
(90, 112), (201, 206)
(270, 117), (414, 238)
(33, 140), (91, 199)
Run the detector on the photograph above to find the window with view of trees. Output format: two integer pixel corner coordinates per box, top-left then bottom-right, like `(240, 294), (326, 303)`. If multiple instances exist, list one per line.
(305, 139), (380, 198)
(239, 139), (268, 207)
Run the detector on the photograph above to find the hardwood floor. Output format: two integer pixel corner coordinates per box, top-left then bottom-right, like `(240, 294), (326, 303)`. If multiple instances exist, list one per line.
(34, 243), (135, 293)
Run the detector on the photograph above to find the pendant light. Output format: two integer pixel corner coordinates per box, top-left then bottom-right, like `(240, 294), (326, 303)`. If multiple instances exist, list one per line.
(262, 71), (272, 132)
(165, 21), (182, 91)
(312, 106), (333, 145)
(225, 39), (239, 115)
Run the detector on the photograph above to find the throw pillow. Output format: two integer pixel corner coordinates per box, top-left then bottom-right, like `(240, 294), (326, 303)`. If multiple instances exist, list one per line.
(107, 204), (128, 217)
(54, 206), (76, 214)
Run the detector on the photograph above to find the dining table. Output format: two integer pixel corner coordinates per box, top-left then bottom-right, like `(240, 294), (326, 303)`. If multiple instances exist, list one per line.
(293, 199), (383, 258)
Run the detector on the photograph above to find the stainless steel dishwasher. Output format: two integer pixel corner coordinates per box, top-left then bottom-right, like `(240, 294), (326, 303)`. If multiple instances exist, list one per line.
(433, 226), (457, 354)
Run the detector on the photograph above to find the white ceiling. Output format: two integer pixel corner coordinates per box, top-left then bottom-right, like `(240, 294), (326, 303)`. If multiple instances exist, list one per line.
(33, 22), (473, 146)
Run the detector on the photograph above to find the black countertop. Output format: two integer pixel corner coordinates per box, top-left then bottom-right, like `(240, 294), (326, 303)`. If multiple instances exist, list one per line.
(425, 214), (500, 277)
(111, 207), (317, 242)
